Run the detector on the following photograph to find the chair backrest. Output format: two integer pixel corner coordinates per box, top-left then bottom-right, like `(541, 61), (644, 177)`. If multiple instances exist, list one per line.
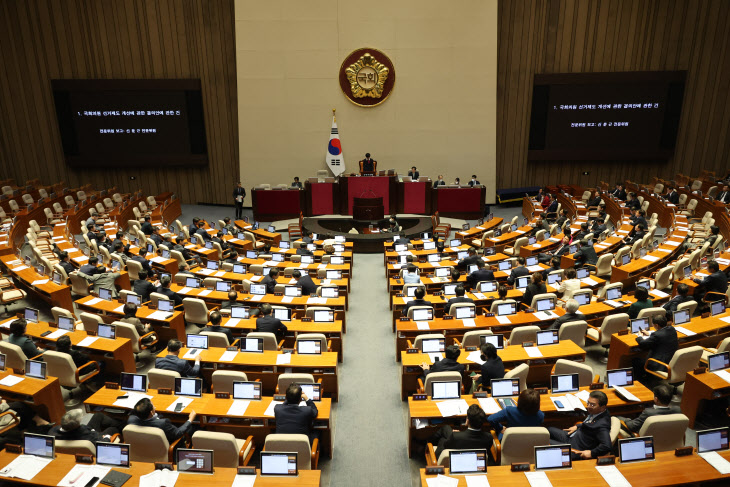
(112, 321), (142, 353)
(636, 307), (666, 321)
(183, 297), (209, 325)
(610, 416), (621, 445)
(504, 363), (529, 392)
(570, 289), (592, 303)
(264, 434), (312, 470)
(149, 292), (170, 309)
(508, 325), (540, 346)
(500, 427), (551, 465)
(126, 259), (142, 281)
(423, 372), (462, 398)
(51, 306), (74, 323)
(672, 257), (690, 280)
(690, 180), (702, 191)
(65, 195), (75, 207)
(192, 431), (241, 468)
(211, 370), (249, 393)
(0, 342), (28, 371)
(597, 282), (622, 299)
(449, 302), (476, 318)
(676, 300), (697, 317)
(122, 425), (170, 463)
(461, 330), (494, 348)
(638, 414), (689, 452)
(69, 273), (91, 297)
(200, 330), (230, 348)
(654, 266), (674, 291)
(147, 368), (180, 390)
(295, 333), (327, 352)
(553, 359), (593, 387)
(407, 305), (434, 319)
(246, 332), (279, 351)
(597, 313), (630, 346)
(412, 334), (446, 351)
(594, 253), (614, 276)
(53, 202), (64, 213)
(666, 346), (703, 384)
(43, 350), (82, 387)
(530, 293), (557, 309)
(512, 237), (528, 252)
(558, 320), (587, 348)
(277, 373), (315, 393)
(55, 439), (95, 456)
(79, 312), (102, 334)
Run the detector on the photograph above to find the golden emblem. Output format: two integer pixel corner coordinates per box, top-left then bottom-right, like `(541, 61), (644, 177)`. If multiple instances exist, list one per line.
(345, 53), (390, 99)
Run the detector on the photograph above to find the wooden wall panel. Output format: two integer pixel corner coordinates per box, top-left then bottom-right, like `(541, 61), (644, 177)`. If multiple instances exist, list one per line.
(498, 0), (730, 190)
(0, 0), (237, 205)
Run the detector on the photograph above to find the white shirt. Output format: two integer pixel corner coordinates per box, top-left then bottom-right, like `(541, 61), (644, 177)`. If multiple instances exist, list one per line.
(558, 278), (581, 299)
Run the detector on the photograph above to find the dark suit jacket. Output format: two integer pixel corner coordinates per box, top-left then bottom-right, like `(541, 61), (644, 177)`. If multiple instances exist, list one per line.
(662, 294), (693, 313)
(636, 325), (678, 370)
(133, 279), (156, 302)
(361, 159), (375, 172)
(403, 298), (432, 317)
(256, 315), (287, 338)
(156, 286), (183, 307)
(131, 255), (152, 273)
(622, 404), (681, 432)
(274, 400), (319, 443)
(49, 424), (104, 443)
(8, 335), (43, 359)
(203, 324), (234, 344)
(477, 357), (505, 386)
(233, 186), (246, 201)
(297, 275), (318, 296)
(141, 222), (154, 235)
(571, 410), (612, 458)
(546, 200), (559, 213)
(667, 191), (679, 204)
(548, 312), (585, 331)
(261, 275), (277, 294)
(523, 282), (547, 306)
(466, 268), (495, 290)
(155, 354), (199, 377)
(445, 296), (474, 314)
(587, 196), (602, 207)
(613, 189), (627, 200)
(574, 246), (598, 266)
(700, 271), (729, 295)
(626, 199), (641, 211)
(436, 428), (493, 458)
(718, 191), (730, 204)
(427, 357), (465, 376)
(434, 180), (446, 187)
(296, 248), (314, 256)
(468, 180), (481, 187)
(507, 266), (529, 286)
(59, 261), (75, 275)
(127, 414), (193, 443)
(408, 171), (420, 180)
(79, 264), (104, 276)
(456, 255), (481, 270)
(630, 216), (647, 228)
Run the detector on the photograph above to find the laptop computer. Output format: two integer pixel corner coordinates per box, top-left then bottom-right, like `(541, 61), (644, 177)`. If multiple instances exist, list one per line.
(534, 444), (572, 470)
(411, 308), (433, 321)
(96, 442), (131, 468)
(448, 449), (487, 474)
(480, 334), (504, 349)
(467, 264), (478, 274)
(526, 256), (538, 266)
(550, 373), (580, 393)
(535, 296), (556, 312)
(0, 353), (5, 372)
(232, 381), (262, 400)
(431, 380), (461, 400)
(273, 308), (292, 321)
(313, 309), (334, 322)
(284, 286), (302, 297)
(99, 287), (113, 301)
(478, 281), (497, 292)
(57, 315), (75, 331)
(186, 334), (209, 355)
(125, 293), (141, 306)
(606, 368), (634, 388)
(231, 306), (250, 319)
(708, 352), (730, 372)
(536, 329), (559, 346)
(176, 449), (214, 474)
(496, 302), (517, 316)
(697, 427), (730, 453)
(174, 377), (203, 397)
(250, 284), (266, 295)
(618, 436), (655, 463)
(186, 277), (201, 289)
(672, 309), (690, 326)
(711, 300), (726, 316)
(215, 281), (231, 292)
(98, 323), (116, 339)
(423, 241), (436, 250)
(23, 433), (54, 458)
(635, 279), (651, 291)
(576, 268), (589, 279)
(573, 292), (591, 306)
(326, 270), (342, 279)
(547, 273), (562, 285)
(232, 263), (246, 274)
(260, 452), (298, 477)
(52, 271), (63, 285)
(26, 360), (47, 379)
(158, 299), (174, 312)
(240, 337), (264, 353)
(491, 378), (520, 407)
(454, 306), (475, 319)
(515, 276), (530, 290)
(299, 383), (322, 401)
(296, 340), (322, 354)
(24, 307), (39, 323)
(120, 372), (147, 393)
(605, 287), (622, 300)
(498, 261), (513, 271)
(421, 338), (445, 353)
(321, 287), (339, 298)
(631, 318), (650, 334)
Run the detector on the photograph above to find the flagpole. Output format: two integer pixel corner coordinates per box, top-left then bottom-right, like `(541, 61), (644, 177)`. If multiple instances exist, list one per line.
(332, 108), (336, 123)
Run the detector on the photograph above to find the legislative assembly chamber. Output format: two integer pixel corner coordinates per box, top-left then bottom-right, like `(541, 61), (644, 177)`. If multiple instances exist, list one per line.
(1, 1), (730, 486)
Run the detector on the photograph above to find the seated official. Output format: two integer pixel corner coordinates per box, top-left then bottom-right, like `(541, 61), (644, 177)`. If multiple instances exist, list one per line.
(421, 345), (465, 377)
(295, 246), (314, 257)
(624, 223), (646, 246)
(666, 186), (679, 204)
(611, 183), (627, 200)
(627, 287), (653, 319)
(546, 195), (559, 213)
(223, 250), (239, 264)
(538, 236), (571, 264)
(548, 299), (584, 331)
(402, 287), (431, 317)
(442, 268), (462, 292)
(473, 343), (504, 389)
(407, 166), (420, 180)
(121, 303), (155, 345)
(541, 256), (562, 280)
(111, 242), (129, 265)
(50, 409), (122, 444)
(430, 404), (493, 461)
(292, 269), (318, 296)
(587, 190), (602, 208)
(444, 285), (474, 314)
(433, 175), (446, 187)
(506, 257), (529, 286)
(79, 256), (105, 276)
(662, 283), (693, 313)
(172, 236), (196, 263)
(155, 339), (201, 377)
(222, 217), (238, 235)
(220, 290), (239, 310)
(573, 222), (589, 242)
(629, 209), (647, 228)
(466, 260), (494, 290)
(130, 248), (154, 275)
(291, 176), (303, 189)
(261, 267), (279, 294)
(56, 335), (99, 376)
(140, 216), (154, 236)
(8, 318), (44, 358)
(274, 384), (319, 445)
(692, 260), (728, 308)
(79, 269), (121, 298)
(359, 152), (376, 174)
(548, 391), (612, 460)
(573, 239), (598, 269)
(468, 175), (481, 187)
(456, 247), (481, 270)
(255, 303), (287, 339)
(633, 315), (678, 384)
(188, 217), (201, 239)
(488, 388), (544, 440)
(156, 275), (183, 307)
(717, 184), (730, 204)
(403, 264), (422, 284)
(553, 208), (569, 227)
(522, 272), (547, 306)
(128, 397), (196, 443)
(203, 310), (233, 344)
(615, 384), (679, 434)
(133, 270), (156, 303)
(558, 267), (581, 299)
(59, 251), (75, 276)
(688, 225), (721, 250)
(625, 192), (641, 211)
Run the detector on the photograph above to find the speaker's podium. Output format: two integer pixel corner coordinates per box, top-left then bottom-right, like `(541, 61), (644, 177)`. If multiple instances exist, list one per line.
(352, 196), (384, 221)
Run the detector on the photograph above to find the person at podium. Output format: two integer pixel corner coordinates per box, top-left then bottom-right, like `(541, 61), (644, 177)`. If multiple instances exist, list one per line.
(434, 175), (446, 187)
(359, 153), (376, 175)
(407, 166), (419, 180)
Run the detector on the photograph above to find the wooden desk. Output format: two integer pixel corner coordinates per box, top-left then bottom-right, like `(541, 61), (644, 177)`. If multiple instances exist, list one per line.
(399, 341), (586, 400)
(234, 220), (282, 246)
(682, 370), (730, 429)
(0, 255), (73, 311)
(0, 370), (65, 423)
(610, 229), (689, 287)
(0, 450), (321, 486)
(85, 387), (334, 458)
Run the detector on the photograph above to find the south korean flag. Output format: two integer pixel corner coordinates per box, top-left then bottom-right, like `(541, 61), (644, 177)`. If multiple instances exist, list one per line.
(326, 115), (345, 176)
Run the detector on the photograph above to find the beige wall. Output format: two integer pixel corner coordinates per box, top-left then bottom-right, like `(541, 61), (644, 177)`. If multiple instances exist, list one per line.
(234, 0), (497, 204)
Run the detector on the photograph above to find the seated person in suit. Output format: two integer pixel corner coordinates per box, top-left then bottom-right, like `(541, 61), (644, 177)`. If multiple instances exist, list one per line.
(223, 250), (239, 264)
(612, 183), (627, 200)
(394, 234), (410, 246)
(111, 242), (129, 265)
(453, 177), (461, 186)
(50, 409), (123, 444)
(627, 286), (653, 319)
(188, 218), (200, 239)
(431, 404), (493, 461)
(140, 216), (155, 236)
(468, 175), (481, 187)
(293, 269), (318, 296)
(58, 251), (75, 276)
(587, 190), (602, 207)
(255, 303), (287, 339)
(386, 216), (399, 233)
(444, 285), (474, 314)
(662, 283), (693, 313)
(128, 397), (196, 443)
(624, 223), (646, 246)
(692, 260), (729, 308)
(407, 166), (419, 180)
(133, 270), (156, 303)
(421, 344), (465, 377)
(291, 176), (303, 189)
(488, 388), (544, 440)
(548, 299), (584, 331)
(557, 267), (581, 299)
(554, 208), (569, 227)
(666, 186), (679, 204)
(261, 267), (279, 294)
(78, 269), (122, 297)
(220, 290), (238, 310)
(130, 248), (154, 275)
(548, 391), (612, 460)
(155, 339), (201, 377)
(633, 315), (677, 384)
(402, 286), (431, 317)
(301, 231), (313, 244)
(522, 271), (547, 306)
(506, 256), (529, 286)
(79, 256), (105, 276)
(443, 268), (462, 292)
(121, 303), (155, 345)
(195, 221), (211, 242)
(590, 213), (607, 236)
(615, 384), (679, 434)
(573, 239), (598, 269)
(573, 222), (590, 242)
(433, 175), (446, 187)
(717, 184), (730, 204)
(542, 256), (563, 280)
(629, 209), (647, 228)
(466, 260), (494, 290)
(625, 192), (641, 211)
(172, 236), (196, 263)
(473, 343), (504, 389)
(203, 310), (233, 344)
(295, 245), (314, 256)
(8, 319), (44, 358)
(538, 236), (571, 264)
(156, 275), (183, 307)
(274, 384), (319, 445)
(546, 195), (559, 214)
(56, 335), (100, 376)
(360, 152), (376, 174)
(403, 263), (422, 284)
(222, 217), (238, 235)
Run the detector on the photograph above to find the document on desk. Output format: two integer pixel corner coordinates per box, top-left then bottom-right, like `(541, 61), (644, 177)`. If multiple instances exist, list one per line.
(183, 348), (202, 359)
(57, 464), (110, 487)
(595, 465), (632, 487)
(712, 369), (730, 384)
(224, 318), (240, 328)
(550, 394), (586, 411)
(472, 292), (487, 300)
(436, 399), (469, 417)
(281, 296), (294, 304)
(495, 315), (511, 325)
(307, 297), (327, 304)
(656, 248), (671, 253)
(219, 350), (238, 362)
(426, 474), (459, 487)
(581, 277), (599, 286)
(477, 397), (502, 414)
(215, 271), (227, 277)
(198, 268), (214, 275)
(524, 346), (543, 358)
(11, 265), (29, 271)
(649, 289), (669, 298)
(147, 310), (173, 320)
(533, 311), (558, 321)
(0, 454), (52, 480)
(276, 353), (292, 365)
(604, 300), (623, 308)
(612, 385), (640, 403)
(166, 396), (194, 412)
(264, 400), (283, 417)
(466, 350), (485, 365)
(84, 297), (103, 306)
(250, 275), (262, 282)
(0, 318), (13, 329)
(462, 318), (476, 327)
(699, 451), (730, 474)
(46, 329), (69, 340)
(465, 475), (490, 487)
(318, 263), (328, 269)
(0, 375), (24, 387)
(524, 471), (552, 487)
(72, 257), (89, 263)
(231, 473), (257, 487)
(720, 316), (730, 324)
(77, 336), (99, 347)
(528, 264), (543, 273)
(322, 279), (332, 285)
(31, 279), (49, 286)
(149, 256), (166, 264)
(113, 304), (125, 313)
(139, 468), (179, 487)
(428, 352), (444, 363)
(198, 289), (213, 297)
(416, 322), (430, 330)
(665, 240), (681, 247)
(227, 400), (250, 416)
(249, 295), (263, 302)
(113, 392), (153, 408)
(716, 258), (730, 266)
(574, 390), (591, 402)
(674, 326), (696, 337)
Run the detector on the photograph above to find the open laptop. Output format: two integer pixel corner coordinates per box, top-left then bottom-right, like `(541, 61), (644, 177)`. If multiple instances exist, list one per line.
(496, 302), (517, 316)
(321, 287), (339, 298)
(260, 452), (298, 477)
(24, 307), (39, 323)
(672, 309), (690, 326)
(421, 338), (445, 353)
(547, 273), (562, 285)
(279, 241), (291, 250)
(98, 323), (116, 339)
(96, 442), (131, 468)
(478, 281), (497, 293)
(272, 253), (284, 262)
(423, 241), (436, 250)
(301, 255), (314, 264)
(176, 449), (214, 474)
(536, 329), (559, 346)
(480, 334), (504, 349)
(99, 287), (113, 301)
(0, 353), (5, 372)
(454, 306), (475, 319)
(411, 308), (433, 321)
(120, 372), (147, 393)
(160, 249), (171, 259)
(250, 284), (266, 295)
(25, 360), (47, 379)
(313, 309), (334, 322)
(57, 315), (75, 331)
(240, 336), (264, 353)
(125, 293), (141, 306)
(618, 437), (655, 463)
(215, 281), (231, 293)
(231, 305), (250, 319)
(23, 433), (54, 458)
(431, 380), (461, 400)
(297, 340), (322, 354)
(273, 308), (292, 321)
(573, 292), (591, 306)
(467, 264), (478, 274)
(635, 279), (651, 291)
(606, 368), (634, 388)
(206, 260), (220, 270)
(158, 299), (174, 313)
(186, 334), (209, 356)
(299, 383), (322, 401)
(326, 270), (341, 279)
(515, 276), (530, 290)
(450, 239), (461, 248)
(550, 373), (580, 393)
(186, 277), (201, 289)
(534, 444), (572, 471)
(605, 286), (622, 301)
(449, 449), (487, 475)
(621, 253), (631, 265)
(526, 256), (539, 266)
(174, 377), (203, 397)
(708, 352), (730, 372)
(52, 271), (63, 285)
(232, 263), (246, 274)
(284, 286), (302, 298)
(697, 427), (730, 453)
(535, 296), (557, 312)
(232, 381), (262, 400)
(491, 378), (520, 407)
(498, 261), (512, 271)
(576, 268), (589, 279)
(711, 300), (726, 316)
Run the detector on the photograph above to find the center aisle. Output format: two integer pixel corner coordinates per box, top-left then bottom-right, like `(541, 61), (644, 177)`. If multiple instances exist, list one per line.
(329, 253), (412, 486)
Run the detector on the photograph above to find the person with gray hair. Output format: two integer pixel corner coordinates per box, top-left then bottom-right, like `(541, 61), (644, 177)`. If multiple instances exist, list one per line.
(548, 298), (584, 331)
(49, 409), (123, 443)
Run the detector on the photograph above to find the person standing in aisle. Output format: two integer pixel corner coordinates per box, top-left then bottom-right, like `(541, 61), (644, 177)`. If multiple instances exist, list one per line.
(233, 181), (246, 220)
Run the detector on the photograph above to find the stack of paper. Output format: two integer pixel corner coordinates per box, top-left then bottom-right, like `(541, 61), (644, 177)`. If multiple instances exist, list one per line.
(604, 300), (622, 308)
(0, 454), (53, 480)
(84, 297), (102, 306)
(462, 319), (476, 327)
(249, 295), (263, 302)
(416, 322), (430, 330)
(495, 315), (511, 324)
(477, 397), (502, 414)
(550, 394), (586, 411)
(426, 474), (459, 487)
(472, 292), (487, 300)
(674, 326), (696, 337)
(264, 400), (283, 417)
(231, 473), (257, 487)
(183, 348), (202, 359)
(224, 318), (240, 328)
(595, 465), (632, 487)
(649, 289), (669, 298)
(139, 468), (179, 487)
(147, 310), (173, 320)
(612, 385), (640, 402)
(436, 399), (469, 417)
(281, 296), (294, 304)
(57, 464), (110, 487)
(581, 277), (599, 285)
(534, 311), (558, 321)
(77, 336), (99, 347)
(699, 451), (730, 474)
(46, 329), (69, 339)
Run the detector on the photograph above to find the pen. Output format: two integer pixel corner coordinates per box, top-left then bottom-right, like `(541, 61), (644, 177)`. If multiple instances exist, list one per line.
(69, 471), (84, 484)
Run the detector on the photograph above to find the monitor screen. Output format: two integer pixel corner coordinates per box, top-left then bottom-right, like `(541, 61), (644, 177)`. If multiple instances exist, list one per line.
(480, 334), (504, 349)
(423, 241), (436, 250)
(621, 253), (631, 265)
(99, 288), (113, 301)
(26, 360), (47, 379)
(260, 452), (298, 476)
(606, 287), (622, 300)
(467, 264), (478, 274)
(511, 224), (517, 232)
(232, 263), (246, 274)
(534, 445), (572, 471)
(478, 281), (497, 292)
(576, 268), (589, 279)
(326, 270), (342, 279)
(450, 239), (461, 248)
(125, 293), (141, 306)
(697, 427), (730, 453)
(491, 379), (520, 398)
(443, 284), (457, 295)
(455, 306), (475, 319)
(272, 253), (284, 262)
(631, 318), (649, 334)
(672, 309), (690, 326)
(98, 324), (116, 339)
(636, 279), (651, 290)
(321, 287), (339, 298)
(204, 242), (213, 250)
(515, 276), (530, 289)
(120, 372), (147, 392)
(526, 256), (538, 266)
(619, 437), (655, 463)
(52, 271), (63, 285)
(299, 383), (322, 401)
(57, 315), (75, 331)
(174, 378), (203, 397)
(314, 310), (334, 322)
(551, 373), (580, 393)
(176, 449), (213, 474)
(246, 250), (257, 259)
(535, 297), (556, 311)
(267, 225), (275, 233)
(421, 338), (445, 353)
(711, 300), (726, 316)
(449, 449), (487, 474)
(273, 308), (292, 321)
(186, 334), (209, 350)
(158, 299), (173, 312)
(484, 247), (496, 256)
(498, 261), (512, 271)
(683, 265), (692, 279)
(250, 284), (266, 295)
(301, 255), (314, 264)
(297, 340), (321, 354)
(528, 236), (537, 245)
(96, 442), (130, 468)
(24, 307), (39, 323)
(547, 273), (562, 284)
(606, 368), (634, 388)
(434, 267), (449, 278)
(708, 352), (730, 373)
(240, 337), (264, 353)
(573, 292), (590, 306)
(0, 353), (5, 371)
(232, 381), (262, 400)
(284, 286), (302, 297)
(330, 256), (344, 265)
(411, 308), (433, 321)
(431, 380), (461, 400)
(496, 302), (516, 316)
(215, 281), (231, 292)
(457, 251), (469, 259)
(186, 277), (200, 289)
(569, 244), (578, 254)
(206, 260), (218, 270)
(537, 330), (559, 346)
(279, 241), (291, 250)
(23, 433), (54, 458)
